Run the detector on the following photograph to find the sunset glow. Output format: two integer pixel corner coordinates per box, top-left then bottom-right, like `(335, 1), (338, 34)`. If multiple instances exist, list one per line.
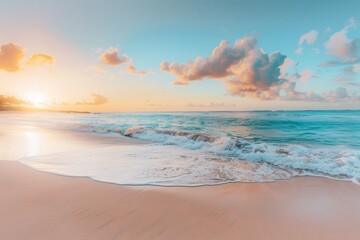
(0, 0), (359, 112)
(25, 92), (48, 108)
(1, 2), (360, 239)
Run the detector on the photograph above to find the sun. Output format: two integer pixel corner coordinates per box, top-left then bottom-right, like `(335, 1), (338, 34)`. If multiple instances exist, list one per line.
(26, 92), (48, 108)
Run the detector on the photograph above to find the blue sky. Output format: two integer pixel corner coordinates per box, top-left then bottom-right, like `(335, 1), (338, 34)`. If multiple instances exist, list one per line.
(0, 0), (359, 111)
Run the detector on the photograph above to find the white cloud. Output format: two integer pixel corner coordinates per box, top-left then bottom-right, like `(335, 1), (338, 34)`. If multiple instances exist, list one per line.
(298, 30), (319, 45)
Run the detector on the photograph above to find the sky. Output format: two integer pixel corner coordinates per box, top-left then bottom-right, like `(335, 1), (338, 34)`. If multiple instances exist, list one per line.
(0, 0), (359, 111)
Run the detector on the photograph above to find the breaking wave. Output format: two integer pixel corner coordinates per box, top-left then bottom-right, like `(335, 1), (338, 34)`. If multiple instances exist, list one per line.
(21, 124), (360, 186)
(120, 126), (360, 183)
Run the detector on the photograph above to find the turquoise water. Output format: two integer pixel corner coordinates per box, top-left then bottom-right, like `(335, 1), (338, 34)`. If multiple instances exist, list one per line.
(8, 111), (360, 186)
(81, 110), (360, 149)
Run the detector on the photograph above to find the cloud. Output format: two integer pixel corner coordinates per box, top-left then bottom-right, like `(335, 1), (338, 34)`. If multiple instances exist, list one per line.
(161, 38), (259, 83)
(124, 64), (154, 76)
(295, 47), (303, 55)
(0, 94), (29, 106)
(323, 17), (359, 65)
(0, 43), (55, 71)
(185, 102), (237, 108)
(353, 64), (360, 73)
(99, 47), (154, 77)
(101, 48), (128, 66)
(75, 93), (108, 105)
(279, 58), (298, 80)
(224, 51), (286, 98)
(27, 53), (54, 66)
(300, 69), (315, 81)
(161, 37), (360, 103)
(278, 67), (359, 101)
(320, 59), (360, 67)
(280, 84), (360, 102)
(342, 64), (360, 74)
(336, 76), (360, 87)
(325, 30), (359, 60)
(336, 76), (353, 83)
(295, 30), (318, 55)
(346, 82), (360, 87)
(298, 30), (319, 45)
(0, 43), (25, 72)
(161, 37), (287, 98)
(322, 87), (352, 100)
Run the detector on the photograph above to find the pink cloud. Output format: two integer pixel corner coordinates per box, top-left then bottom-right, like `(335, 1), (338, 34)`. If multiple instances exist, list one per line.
(342, 64), (360, 74)
(101, 48), (128, 66)
(300, 69), (315, 81)
(324, 18), (359, 63)
(160, 38), (258, 83)
(161, 37), (360, 103)
(325, 30), (359, 60)
(161, 37), (286, 98)
(0, 43), (25, 72)
(298, 30), (318, 45)
(100, 47), (154, 76)
(280, 58), (297, 77)
(124, 64), (154, 76)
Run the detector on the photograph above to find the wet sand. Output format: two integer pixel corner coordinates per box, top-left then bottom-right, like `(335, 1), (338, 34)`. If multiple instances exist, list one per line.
(1, 123), (360, 239)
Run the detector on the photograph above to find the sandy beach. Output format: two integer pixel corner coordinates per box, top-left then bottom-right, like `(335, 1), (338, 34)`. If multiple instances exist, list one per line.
(1, 122), (360, 240)
(2, 0), (360, 238)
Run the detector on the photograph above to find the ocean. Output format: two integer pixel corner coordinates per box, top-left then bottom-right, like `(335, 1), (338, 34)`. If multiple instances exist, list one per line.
(5, 110), (360, 186)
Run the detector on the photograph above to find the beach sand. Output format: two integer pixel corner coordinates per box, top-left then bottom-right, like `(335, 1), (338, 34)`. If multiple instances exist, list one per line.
(1, 122), (360, 240)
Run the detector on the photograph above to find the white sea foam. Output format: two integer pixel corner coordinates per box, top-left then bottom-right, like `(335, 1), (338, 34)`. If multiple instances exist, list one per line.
(118, 127), (360, 183)
(20, 129), (360, 186)
(20, 144), (298, 186)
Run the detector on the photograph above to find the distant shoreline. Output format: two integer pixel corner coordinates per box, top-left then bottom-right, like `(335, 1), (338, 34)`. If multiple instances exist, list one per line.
(1, 106), (360, 114)
(0, 106), (91, 114)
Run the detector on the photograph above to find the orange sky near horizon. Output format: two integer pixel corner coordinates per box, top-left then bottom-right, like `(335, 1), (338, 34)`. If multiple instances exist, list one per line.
(1, 0), (359, 112)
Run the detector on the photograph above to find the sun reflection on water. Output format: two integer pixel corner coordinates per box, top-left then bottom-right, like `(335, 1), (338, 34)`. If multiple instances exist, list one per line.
(25, 130), (40, 156)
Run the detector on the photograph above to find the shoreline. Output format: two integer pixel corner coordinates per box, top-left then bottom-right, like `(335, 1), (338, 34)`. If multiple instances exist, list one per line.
(1, 161), (360, 239)
(0, 106), (91, 114)
(19, 158), (357, 188)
